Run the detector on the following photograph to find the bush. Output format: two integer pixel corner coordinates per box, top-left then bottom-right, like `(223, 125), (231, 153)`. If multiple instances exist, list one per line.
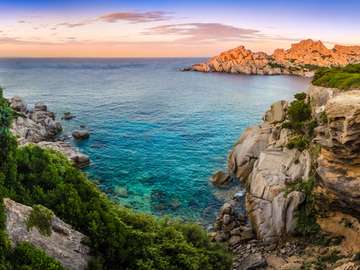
(294, 92), (307, 101)
(27, 205), (54, 236)
(9, 242), (65, 270)
(312, 64), (360, 90)
(287, 135), (310, 151)
(285, 177), (320, 236)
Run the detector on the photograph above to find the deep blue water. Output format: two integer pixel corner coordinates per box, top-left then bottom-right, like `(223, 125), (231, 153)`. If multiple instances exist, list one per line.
(0, 58), (311, 224)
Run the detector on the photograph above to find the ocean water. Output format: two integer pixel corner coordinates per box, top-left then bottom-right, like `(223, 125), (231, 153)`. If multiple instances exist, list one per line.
(0, 58), (311, 224)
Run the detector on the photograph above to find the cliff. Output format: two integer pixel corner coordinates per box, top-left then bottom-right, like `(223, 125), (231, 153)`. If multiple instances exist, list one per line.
(188, 39), (360, 77)
(211, 65), (360, 269)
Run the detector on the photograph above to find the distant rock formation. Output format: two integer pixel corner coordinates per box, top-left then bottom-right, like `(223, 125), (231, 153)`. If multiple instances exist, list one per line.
(9, 96), (90, 168)
(4, 198), (90, 270)
(187, 39), (360, 77)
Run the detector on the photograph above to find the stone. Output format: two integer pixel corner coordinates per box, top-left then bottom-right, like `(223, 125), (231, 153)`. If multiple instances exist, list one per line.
(72, 129), (90, 140)
(10, 96), (27, 112)
(36, 141), (90, 168)
(334, 262), (360, 270)
(264, 100), (288, 124)
(266, 255), (287, 269)
(228, 124), (271, 181)
(246, 149), (309, 241)
(62, 112), (76, 120)
(237, 253), (267, 270)
(223, 214), (232, 225)
(34, 101), (47, 111)
(211, 170), (231, 186)
(4, 198), (90, 270)
(316, 90), (360, 215)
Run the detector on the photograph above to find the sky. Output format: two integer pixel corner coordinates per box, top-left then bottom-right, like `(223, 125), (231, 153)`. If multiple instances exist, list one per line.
(0, 0), (360, 57)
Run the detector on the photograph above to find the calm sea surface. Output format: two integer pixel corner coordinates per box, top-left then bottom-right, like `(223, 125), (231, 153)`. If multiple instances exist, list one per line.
(0, 58), (311, 224)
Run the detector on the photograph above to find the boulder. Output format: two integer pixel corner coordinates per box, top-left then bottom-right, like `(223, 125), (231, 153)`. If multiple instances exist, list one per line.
(228, 124), (271, 181)
(211, 171), (231, 186)
(4, 198), (90, 270)
(264, 100), (288, 124)
(72, 129), (90, 140)
(237, 253), (267, 270)
(36, 141), (90, 168)
(246, 149), (310, 241)
(34, 101), (47, 111)
(62, 112), (76, 120)
(9, 96), (27, 112)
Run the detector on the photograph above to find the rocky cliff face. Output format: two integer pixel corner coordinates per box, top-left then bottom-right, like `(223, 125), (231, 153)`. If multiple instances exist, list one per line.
(188, 39), (360, 77)
(213, 84), (360, 269)
(9, 96), (90, 168)
(4, 198), (90, 270)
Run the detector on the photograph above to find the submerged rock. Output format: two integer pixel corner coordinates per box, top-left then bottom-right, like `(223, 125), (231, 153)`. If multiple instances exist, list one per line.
(4, 198), (90, 270)
(62, 112), (76, 120)
(72, 129), (90, 140)
(211, 171), (231, 186)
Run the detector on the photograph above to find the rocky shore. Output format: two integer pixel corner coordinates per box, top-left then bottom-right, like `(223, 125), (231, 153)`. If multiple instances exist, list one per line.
(185, 39), (360, 76)
(211, 83), (360, 269)
(9, 96), (90, 168)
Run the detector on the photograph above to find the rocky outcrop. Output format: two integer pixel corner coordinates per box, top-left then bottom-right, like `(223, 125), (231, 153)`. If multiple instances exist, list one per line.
(4, 198), (90, 270)
(9, 97), (89, 168)
(188, 39), (360, 76)
(316, 90), (360, 215)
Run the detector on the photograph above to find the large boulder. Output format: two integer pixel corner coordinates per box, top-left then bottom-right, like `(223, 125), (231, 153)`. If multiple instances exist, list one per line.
(9, 96), (27, 113)
(264, 100), (288, 124)
(246, 149), (311, 242)
(316, 90), (360, 215)
(4, 198), (90, 270)
(36, 141), (90, 168)
(228, 124), (272, 181)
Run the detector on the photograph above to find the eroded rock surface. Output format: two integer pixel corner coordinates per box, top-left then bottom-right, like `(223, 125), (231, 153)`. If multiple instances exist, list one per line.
(4, 198), (90, 270)
(316, 90), (360, 215)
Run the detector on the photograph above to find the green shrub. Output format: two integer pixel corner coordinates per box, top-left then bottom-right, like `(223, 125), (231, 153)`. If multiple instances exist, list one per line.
(312, 64), (360, 90)
(294, 92), (307, 101)
(287, 135), (310, 151)
(9, 242), (65, 270)
(285, 177), (320, 236)
(27, 205), (54, 236)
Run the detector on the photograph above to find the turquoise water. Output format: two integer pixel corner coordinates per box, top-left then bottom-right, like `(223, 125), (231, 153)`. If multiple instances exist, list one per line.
(0, 58), (310, 224)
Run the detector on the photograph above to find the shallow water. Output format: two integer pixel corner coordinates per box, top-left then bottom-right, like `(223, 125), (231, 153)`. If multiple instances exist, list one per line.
(0, 58), (311, 224)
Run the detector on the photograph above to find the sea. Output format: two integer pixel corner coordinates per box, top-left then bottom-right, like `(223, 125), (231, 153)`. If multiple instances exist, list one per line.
(0, 58), (311, 224)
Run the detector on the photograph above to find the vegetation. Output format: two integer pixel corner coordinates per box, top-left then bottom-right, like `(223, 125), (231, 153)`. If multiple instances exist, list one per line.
(284, 177), (320, 236)
(282, 92), (317, 142)
(312, 64), (360, 90)
(0, 88), (232, 270)
(26, 205), (54, 237)
(9, 242), (66, 270)
(286, 135), (310, 151)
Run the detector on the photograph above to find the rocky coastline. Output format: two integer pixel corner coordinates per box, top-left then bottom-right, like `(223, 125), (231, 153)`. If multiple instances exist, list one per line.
(9, 96), (90, 168)
(184, 39), (360, 77)
(211, 82), (360, 269)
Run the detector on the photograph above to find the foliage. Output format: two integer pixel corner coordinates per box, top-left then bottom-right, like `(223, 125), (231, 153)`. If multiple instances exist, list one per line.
(286, 135), (309, 151)
(303, 64), (320, 71)
(294, 92), (307, 101)
(0, 88), (232, 270)
(285, 177), (320, 236)
(26, 205), (54, 237)
(9, 242), (65, 270)
(312, 64), (360, 90)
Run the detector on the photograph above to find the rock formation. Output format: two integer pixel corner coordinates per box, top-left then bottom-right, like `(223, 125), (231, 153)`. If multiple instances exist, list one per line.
(213, 83), (360, 269)
(4, 198), (90, 270)
(9, 96), (90, 168)
(187, 39), (360, 77)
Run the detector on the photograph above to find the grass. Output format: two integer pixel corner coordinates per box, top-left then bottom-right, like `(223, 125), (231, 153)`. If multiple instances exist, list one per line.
(312, 64), (360, 90)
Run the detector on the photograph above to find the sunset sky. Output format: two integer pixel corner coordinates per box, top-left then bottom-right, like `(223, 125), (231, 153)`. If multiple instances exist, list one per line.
(1, 0), (360, 57)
